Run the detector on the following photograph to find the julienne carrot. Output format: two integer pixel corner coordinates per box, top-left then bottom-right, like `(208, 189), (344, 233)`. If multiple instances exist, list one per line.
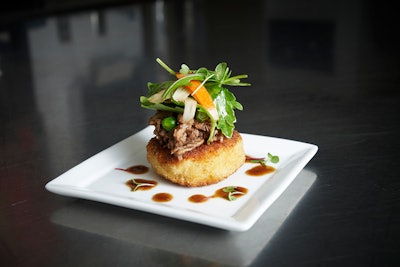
(175, 72), (219, 121)
(154, 58), (219, 121)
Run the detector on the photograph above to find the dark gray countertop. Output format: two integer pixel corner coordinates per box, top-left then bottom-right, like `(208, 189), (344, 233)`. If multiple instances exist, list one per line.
(1, 1), (399, 266)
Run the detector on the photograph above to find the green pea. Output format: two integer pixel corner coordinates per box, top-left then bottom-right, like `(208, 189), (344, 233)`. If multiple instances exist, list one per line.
(161, 116), (177, 131)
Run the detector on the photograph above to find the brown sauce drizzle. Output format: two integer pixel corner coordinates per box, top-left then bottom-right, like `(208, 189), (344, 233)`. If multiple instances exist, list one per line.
(189, 186), (248, 203)
(215, 186), (248, 199)
(245, 165), (276, 176)
(126, 178), (158, 191)
(188, 194), (210, 203)
(152, 192), (173, 202)
(116, 165), (149, 174)
(245, 155), (276, 176)
(119, 158), (276, 204)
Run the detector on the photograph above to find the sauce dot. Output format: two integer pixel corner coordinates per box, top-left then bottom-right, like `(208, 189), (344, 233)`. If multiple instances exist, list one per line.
(152, 192), (173, 202)
(245, 165), (276, 176)
(126, 179), (157, 191)
(214, 186), (248, 200)
(188, 194), (210, 203)
(116, 165), (149, 174)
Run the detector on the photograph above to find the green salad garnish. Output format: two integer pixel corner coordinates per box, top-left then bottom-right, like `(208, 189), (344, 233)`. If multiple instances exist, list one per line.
(140, 58), (250, 142)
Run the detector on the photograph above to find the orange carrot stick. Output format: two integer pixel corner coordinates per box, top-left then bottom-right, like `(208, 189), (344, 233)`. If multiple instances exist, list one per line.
(176, 73), (218, 120)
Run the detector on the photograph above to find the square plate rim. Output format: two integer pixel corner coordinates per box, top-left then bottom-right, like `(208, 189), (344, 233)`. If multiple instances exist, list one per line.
(45, 126), (318, 231)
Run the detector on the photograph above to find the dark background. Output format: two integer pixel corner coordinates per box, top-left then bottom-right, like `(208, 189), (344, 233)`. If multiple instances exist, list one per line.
(1, 0), (399, 266)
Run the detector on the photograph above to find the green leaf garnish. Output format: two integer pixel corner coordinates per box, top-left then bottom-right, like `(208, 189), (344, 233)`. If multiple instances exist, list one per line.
(222, 186), (245, 201)
(212, 86), (243, 137)
(268, 153), (280, 164)
(248, 153), (280, 166)
(130, 178), (156, 191)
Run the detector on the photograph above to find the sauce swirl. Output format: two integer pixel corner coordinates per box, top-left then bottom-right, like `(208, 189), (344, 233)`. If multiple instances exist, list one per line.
(245, 165), (276, 176)
(188, 186), (248, 203)
(116, 165), (149, 174)
(188, 194), (210, 203)
(119, 159), (276, 204)
(126, 178), (157, 191)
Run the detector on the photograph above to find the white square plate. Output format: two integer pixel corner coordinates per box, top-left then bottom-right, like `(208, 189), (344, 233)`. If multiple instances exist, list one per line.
(45, 126), (318, 231)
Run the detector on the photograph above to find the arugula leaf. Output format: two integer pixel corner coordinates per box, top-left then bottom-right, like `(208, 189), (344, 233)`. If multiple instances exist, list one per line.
(147, 81), (173, 96)
(213, 87), (243, 138)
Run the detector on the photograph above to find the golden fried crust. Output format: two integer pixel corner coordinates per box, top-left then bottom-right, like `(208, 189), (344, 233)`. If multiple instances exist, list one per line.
(146, 131), (245, 187)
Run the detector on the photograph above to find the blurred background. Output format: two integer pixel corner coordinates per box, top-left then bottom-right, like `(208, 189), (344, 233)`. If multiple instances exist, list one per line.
(1, 0), (398, 162)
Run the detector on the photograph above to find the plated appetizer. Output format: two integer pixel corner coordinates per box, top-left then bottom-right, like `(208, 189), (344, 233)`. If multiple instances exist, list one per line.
(140, 59), (250, 186)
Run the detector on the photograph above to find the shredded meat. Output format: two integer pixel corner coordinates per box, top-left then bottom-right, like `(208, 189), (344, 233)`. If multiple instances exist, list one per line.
(149, 111), (221, 159)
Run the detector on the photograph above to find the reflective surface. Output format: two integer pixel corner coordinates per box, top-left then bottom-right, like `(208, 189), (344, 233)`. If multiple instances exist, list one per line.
(1, 0), (399, 266)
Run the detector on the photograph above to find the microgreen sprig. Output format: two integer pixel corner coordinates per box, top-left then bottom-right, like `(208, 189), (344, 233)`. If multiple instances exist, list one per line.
(222, 186), (245, 201)
(156, 58), (251, 87)
(130, 178), (156, 192)
(248, 153), (280, 166)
